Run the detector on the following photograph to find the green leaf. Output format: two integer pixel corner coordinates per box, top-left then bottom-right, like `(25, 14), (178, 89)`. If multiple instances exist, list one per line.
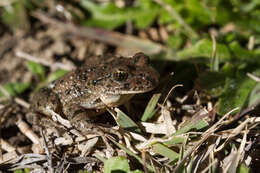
(167, 34), (183, 49)
(141, 93), (161, 122)
(163, 136), (186, 146)
(0, 83), (30, 97)
(173, 118), (209, 136)
(80, 0), (131, 29)
(229, 41), (260, 64)
(237, 164), (250, 173)
(47, 69), (68, 83)
(129, 170), (143, 173)
(1, 0), (29, 31)
(186, 0), (213, 25)
(152, 143), (179, 162)
(94, 153), (106, 162)
(78, 170), (90, 173)
(116, 108), (142, 133)
(14, 169), (24, 173)
(229, 41), (255, 59)
(104, 156), (130, 173)
(110, 140), (154, 172)
(218, 77), (256, 115)
(80, 0), (159, 29)
(134, 0), (160, 28)
(176, 39), (231, 61)
(26, 61), (46, 81)
(248, 82), (260, 107)
(195, 72), (226, 97)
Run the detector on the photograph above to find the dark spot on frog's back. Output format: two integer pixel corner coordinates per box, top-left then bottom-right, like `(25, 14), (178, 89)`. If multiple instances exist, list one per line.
(124, 83), (130, 89)
(39, 87), (52, 97)
(106, 83), (112, 88)
(87, 67), (95, 72)
(126, 65), (136, 71)
(59, 79), (64, 84)
(65, 89), (71, 95)
(73, 85), (81, 92)
(135, 80), (142, 85)
(88, 80), (97, 86)
(147, 76), (158, 87)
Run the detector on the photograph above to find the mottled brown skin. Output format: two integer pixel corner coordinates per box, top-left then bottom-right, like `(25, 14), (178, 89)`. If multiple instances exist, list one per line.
(31, 52), (159, 121)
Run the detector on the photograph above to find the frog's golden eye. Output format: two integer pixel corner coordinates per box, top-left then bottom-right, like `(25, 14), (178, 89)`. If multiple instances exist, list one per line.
(113, 69), (128, 82)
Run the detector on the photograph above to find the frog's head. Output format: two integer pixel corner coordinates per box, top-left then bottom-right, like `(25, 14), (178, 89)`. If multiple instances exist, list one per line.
(100, 52), (159, 95)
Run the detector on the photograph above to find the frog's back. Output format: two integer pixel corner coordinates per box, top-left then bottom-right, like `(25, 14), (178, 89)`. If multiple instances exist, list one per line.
(50, 67), (96, 105)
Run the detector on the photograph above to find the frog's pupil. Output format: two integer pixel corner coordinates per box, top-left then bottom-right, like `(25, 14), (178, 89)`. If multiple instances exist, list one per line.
(113, 70), (128, 81)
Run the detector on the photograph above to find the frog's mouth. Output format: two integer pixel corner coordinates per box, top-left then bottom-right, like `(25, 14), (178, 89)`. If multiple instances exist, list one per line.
(115, 87), (155, 94)
(100, 93), (135, 107)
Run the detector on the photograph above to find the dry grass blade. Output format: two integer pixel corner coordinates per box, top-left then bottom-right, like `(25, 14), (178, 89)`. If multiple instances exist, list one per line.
(174, 107), (238, 172)
(6, 154), (47, 170)
(0, 151), (19, 165)
(227, 129), (248, 173)
(215, 117), (251, 152)
(0, 139), (15, 153)
(141, 122), (169, 134)
(161, 106), (175, 136)
(79, 137), (99, 156)
(40, 128), (53, 173)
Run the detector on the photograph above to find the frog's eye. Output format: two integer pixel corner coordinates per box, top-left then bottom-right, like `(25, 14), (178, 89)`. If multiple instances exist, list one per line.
(133, 52), (150, 66)
(113, 69), (128, 82)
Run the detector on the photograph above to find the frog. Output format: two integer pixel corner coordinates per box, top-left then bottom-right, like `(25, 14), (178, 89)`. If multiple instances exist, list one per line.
(30, 52), (159, 124)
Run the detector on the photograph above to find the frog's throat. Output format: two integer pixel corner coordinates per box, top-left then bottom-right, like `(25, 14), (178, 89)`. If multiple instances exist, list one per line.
(106, 87), (155, 95)
(100, 94), (135, 107)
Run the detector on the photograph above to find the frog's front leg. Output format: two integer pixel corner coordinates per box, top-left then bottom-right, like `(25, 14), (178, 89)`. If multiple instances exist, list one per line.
(31, 88), (62, 116)
(62, 102), (104, 123)
(30, 87), (63, 130)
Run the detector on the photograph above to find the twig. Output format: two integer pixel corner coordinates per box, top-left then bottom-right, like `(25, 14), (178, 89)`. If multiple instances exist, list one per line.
(247, 72), (260, 82)
(210, 34), (218, 71)
(56, 154), (67, 173)
(16, 117), (40, 144)
(0, 0), (17, 7)
(0, 138), (16, 152)
(14, 97), (30, 109)
(248, 36), (255, 50)
(152, 0), (199, 38)
(40, 128), (54, 173)
(32, 11), (165, 55)
(162, 83), (183, 106)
